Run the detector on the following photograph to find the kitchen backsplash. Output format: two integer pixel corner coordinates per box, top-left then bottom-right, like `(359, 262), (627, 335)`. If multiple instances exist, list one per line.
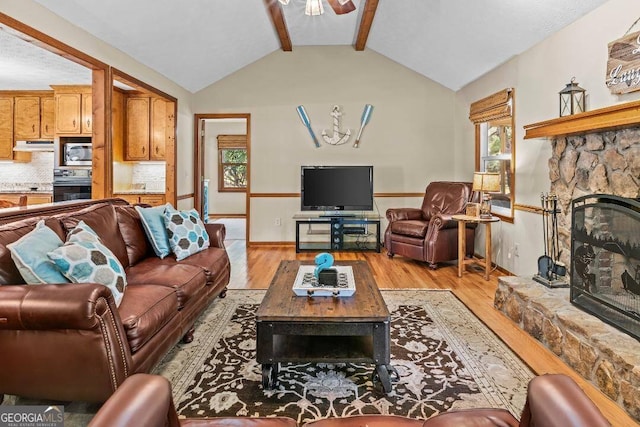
(132, 162), (165, 191)
(0, 152), (54, 189)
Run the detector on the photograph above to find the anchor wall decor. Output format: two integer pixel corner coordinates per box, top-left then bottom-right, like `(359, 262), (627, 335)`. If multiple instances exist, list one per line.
(321, 105), (351, 145)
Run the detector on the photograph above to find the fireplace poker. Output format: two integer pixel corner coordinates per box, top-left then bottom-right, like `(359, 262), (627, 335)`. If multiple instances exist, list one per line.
(537, 193), (553, 279)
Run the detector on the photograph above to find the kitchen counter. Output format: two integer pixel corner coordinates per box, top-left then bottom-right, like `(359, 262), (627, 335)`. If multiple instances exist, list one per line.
(113, 190), (165, 195)
(0, 190), (53, 194)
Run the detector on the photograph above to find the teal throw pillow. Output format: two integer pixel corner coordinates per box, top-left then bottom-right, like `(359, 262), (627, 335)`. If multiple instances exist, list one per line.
(6, 220), (70, 284)
(135, 204), (173, 259)
(47, 238), (127, 307)
(163, 209), (210, 261)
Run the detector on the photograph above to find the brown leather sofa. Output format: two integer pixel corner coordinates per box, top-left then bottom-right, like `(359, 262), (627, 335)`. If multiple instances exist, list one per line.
(385, 181), (477, 269)
(89, 373), (611, 427)
(0, 198), (230, 403)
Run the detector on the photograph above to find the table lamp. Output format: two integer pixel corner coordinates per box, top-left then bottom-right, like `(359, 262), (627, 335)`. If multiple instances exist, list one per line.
(473, 172), (500, 219)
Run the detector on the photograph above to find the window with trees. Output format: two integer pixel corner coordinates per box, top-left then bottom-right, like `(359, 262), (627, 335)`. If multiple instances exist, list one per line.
(217, 134), (247, 192)
(469, 88), (515, 222)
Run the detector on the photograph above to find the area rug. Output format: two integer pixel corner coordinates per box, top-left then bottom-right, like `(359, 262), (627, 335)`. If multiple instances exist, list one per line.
(154, 290), (534, 424)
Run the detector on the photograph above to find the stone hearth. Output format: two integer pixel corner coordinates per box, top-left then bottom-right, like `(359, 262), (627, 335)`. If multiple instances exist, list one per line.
(495, 276), (640, 422)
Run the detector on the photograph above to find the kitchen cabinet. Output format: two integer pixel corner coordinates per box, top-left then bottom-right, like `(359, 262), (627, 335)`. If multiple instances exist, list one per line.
(41, 97), (55, 139)
(82, 93), (93, 134)
(151, 98), (168, 160)
(52, 86), (92, 135)
(125, 96), (169, 161)
(125, 97), (150, 161)
(14, 96), (40, 139)
(115, 193), (165, 206)
(0, 193), (52, 205)
(0, 97), (13, 160)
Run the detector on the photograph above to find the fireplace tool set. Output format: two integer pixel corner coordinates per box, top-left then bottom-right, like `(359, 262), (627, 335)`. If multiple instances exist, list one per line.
(533, 193), (569, 288)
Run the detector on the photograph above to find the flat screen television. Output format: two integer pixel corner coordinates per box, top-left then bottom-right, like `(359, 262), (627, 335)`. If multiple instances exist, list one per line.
(301, 165), (374, 211)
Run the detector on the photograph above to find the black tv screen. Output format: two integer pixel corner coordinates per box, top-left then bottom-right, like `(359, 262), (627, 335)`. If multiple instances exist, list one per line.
(301, 166), (373, 211)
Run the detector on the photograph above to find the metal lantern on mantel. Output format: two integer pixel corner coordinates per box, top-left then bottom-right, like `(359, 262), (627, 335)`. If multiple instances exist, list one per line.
(559, 77), (586, 117)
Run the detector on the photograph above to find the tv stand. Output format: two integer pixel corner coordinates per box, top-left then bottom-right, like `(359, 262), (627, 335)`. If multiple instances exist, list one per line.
(319, 213), (356, 218)
(293, 213), (381, 253)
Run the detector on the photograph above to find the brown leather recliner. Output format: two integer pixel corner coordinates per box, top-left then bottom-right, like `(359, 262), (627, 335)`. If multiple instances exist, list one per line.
(385, 181), (477, 269)
(89, 374), (610, 427)
(88, 374), (297, 427)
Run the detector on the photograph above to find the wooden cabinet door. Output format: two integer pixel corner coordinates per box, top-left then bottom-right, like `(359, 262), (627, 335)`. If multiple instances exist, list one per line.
(0, 97), (13, 160)
(125, 97), (150, 161)
(55, 93), (81, 134)
(139, 194), (165, 206)
(14, 96), (40, 139)
(26, 194), (53, 205)
(40, 97), (55, 138)
(150, 98), (167, 160)
(81, 94), (92, 134)
(115, 194), (141, 205)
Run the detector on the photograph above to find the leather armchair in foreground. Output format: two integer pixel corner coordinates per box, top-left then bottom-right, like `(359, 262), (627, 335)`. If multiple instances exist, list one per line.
(384, 181), (477, 269)
(88, 374), (297, 427)
(89, 374), (610, 427)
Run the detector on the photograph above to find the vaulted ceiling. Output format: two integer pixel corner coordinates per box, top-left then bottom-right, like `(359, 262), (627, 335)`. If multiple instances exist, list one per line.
(5, 0), (610, 93)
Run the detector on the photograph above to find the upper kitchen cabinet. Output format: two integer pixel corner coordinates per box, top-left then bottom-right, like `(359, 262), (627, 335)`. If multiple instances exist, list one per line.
(151, 97), (173, 160)
(125, 96), (150, 160)
(13, 96), (40, 139)
(0, 96), (13, 160)
(125, 96), (170, 161)
(41, 97), (55, 139)
(51, 85), (92, 136)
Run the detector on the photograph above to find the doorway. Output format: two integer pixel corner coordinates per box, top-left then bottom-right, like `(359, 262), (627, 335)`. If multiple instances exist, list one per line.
(194, 114), (250, 242)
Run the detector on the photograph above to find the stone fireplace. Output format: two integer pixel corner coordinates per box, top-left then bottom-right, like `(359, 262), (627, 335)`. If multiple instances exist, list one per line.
(496, 113), (640, 422)
(548, 128), (640, 270)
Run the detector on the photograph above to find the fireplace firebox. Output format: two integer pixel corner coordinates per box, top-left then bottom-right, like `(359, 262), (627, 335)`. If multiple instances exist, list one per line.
(570, 194), (640, 340)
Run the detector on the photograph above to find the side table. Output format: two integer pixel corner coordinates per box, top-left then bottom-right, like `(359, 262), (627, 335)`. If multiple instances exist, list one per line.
(452, 214), (500, 280)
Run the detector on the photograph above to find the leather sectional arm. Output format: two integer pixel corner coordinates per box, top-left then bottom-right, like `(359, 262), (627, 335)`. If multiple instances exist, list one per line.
(204, 223), (226, 248)
(0, 283), (119, 330)
(386, 208), (423, 222)
(0, 283), (133, 402)
(88, 374), (178, 427)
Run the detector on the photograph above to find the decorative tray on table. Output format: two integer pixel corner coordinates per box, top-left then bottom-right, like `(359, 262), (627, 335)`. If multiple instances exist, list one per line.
(292, 265), (356, 297)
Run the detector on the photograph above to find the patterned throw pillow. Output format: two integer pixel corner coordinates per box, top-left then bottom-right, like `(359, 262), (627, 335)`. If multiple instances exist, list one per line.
(47, 224), (127, 307)
(66, 220), (101, 243)
(6, 220), (69, 284)
(163, 209), (210, 261)
(135, 204), (173, 259)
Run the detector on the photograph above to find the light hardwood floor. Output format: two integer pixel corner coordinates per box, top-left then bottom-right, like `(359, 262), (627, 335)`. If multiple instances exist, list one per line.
(225, 240), (636, 426)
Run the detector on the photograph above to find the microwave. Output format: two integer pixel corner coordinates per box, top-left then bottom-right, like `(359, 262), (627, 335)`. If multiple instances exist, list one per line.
(63, 142), (92, 166)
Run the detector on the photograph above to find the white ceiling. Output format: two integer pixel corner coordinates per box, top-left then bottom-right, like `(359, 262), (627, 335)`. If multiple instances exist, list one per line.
(3, 0), (609, 93)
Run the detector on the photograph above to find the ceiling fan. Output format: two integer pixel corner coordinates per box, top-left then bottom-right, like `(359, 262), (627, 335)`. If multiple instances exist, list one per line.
(278, 0), (356, 16)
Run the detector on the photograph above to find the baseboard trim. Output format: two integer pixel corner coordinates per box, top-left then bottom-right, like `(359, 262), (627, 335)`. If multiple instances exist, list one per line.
(209, 214), (246, 219)
(248, 241), (295, 247)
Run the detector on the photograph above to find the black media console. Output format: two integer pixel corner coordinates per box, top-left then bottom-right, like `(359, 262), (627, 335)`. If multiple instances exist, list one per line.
(293, 214), (381, 253)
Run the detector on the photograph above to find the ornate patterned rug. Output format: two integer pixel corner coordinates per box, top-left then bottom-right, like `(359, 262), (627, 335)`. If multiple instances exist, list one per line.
(154, 290), (534, 424)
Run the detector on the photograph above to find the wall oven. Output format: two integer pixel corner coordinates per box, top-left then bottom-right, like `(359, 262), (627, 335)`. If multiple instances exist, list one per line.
(53, 169), (92, 202)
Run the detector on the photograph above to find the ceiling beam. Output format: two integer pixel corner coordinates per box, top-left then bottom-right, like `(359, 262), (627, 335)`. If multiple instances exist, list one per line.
(354, 0), (379, 51)
(264, 0), (292, 52)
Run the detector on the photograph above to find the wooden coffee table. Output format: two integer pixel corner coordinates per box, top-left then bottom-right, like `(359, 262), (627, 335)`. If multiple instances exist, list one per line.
(256, 260), (395, 393)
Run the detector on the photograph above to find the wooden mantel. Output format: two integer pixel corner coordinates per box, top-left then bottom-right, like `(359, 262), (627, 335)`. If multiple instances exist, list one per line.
(523, 99), (640, 139)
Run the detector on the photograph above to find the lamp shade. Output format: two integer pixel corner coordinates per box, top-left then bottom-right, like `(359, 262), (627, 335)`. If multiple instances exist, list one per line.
(472, 172), (500, 193)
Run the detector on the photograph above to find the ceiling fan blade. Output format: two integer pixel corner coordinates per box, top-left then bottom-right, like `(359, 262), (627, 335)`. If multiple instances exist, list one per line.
(327, 0), (356, 15)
